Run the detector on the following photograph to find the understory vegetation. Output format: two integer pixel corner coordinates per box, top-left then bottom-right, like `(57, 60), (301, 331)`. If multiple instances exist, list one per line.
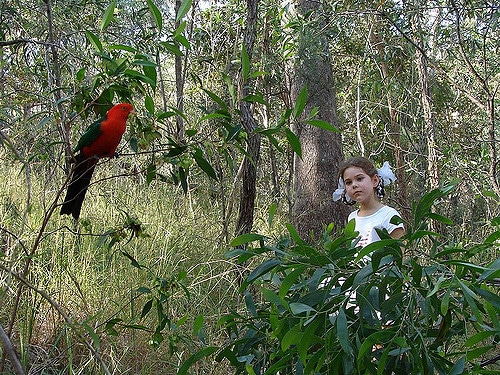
(1, 156), (499, 374)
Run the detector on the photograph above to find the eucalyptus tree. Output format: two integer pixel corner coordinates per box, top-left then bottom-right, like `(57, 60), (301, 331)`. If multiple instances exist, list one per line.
(290, 0), (350, 239)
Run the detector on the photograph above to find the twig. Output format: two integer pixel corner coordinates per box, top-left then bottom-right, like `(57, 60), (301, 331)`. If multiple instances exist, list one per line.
(0, 324), (24, 375)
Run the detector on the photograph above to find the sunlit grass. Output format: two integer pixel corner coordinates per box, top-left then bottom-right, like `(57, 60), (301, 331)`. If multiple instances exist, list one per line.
(0, 158), (246, 374)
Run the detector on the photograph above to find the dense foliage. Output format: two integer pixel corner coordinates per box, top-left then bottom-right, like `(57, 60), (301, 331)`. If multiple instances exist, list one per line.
(188, 182), (500, 374)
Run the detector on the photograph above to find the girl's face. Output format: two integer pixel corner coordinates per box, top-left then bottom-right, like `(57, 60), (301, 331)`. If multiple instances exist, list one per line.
(342, 166), (380, 205)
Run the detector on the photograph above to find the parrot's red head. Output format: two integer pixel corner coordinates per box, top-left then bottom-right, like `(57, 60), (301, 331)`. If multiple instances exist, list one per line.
(107, 103), (134, 120)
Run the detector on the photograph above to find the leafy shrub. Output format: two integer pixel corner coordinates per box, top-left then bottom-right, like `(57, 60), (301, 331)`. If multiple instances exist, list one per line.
(182, 182), (500, 374)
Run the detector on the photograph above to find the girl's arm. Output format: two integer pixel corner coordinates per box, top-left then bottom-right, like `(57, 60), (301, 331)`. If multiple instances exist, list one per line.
(390, 227), (405, 239)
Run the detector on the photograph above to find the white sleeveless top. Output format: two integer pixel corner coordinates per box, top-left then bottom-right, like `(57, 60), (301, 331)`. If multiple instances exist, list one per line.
(348, 205), (404, 247)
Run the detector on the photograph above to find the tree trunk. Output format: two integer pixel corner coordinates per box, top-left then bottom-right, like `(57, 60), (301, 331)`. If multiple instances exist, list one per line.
(174, 0), (185, 141)
(486, 97), (498, 196)
(44, 0), (70, 170)
(291, 0), (350, 240)
(411, 11), (440, 191)
(370, 14), (410, 217)
(234, 0), (260, 237)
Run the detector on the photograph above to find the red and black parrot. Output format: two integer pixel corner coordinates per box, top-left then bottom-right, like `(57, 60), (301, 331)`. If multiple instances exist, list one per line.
(60, 103), (134, 219)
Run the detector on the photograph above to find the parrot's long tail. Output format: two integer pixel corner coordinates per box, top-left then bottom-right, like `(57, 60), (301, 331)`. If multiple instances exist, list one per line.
(60, 155), (97, 220)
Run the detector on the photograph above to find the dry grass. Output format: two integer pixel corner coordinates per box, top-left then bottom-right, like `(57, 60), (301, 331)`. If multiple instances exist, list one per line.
(0, 157), (250, 374)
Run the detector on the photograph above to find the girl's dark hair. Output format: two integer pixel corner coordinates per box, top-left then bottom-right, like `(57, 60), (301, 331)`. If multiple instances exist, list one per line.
(338, 156), (378, 180)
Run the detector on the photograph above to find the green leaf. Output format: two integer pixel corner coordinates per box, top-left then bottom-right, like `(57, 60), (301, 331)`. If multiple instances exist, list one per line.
(202, 88), (228, 110)
(281, 324), (302, 351)
(244, 290), (257, 316)
(285, 222), (306, 245)
(427, 212), (454, 225)
(262, 287), (287, 309)
(85, 31), (103, 53)
(354, 239), (395, 263)
(193, 314), (204, 335)
(159, 41), (184, 56)
(199, 113), (229, 123)
(177, 346), (218, 375)
(441, 259), (487, 273)
(145, 96), (155, 115)
(82, 322), (100, 352)
(105, 318), (122, 336)
(76, 68), (85, 81)
(146, 0), (162, 31)
(109, 44), (137, 52)
(100, 0), (116, 31)
(121, 251), (144, 269)
(242, 93), (269, 106)
(192, 148), (217, 180)
(298, 318), (321, 363)
(268, 203), (277, 228)
(481, 190), (499, 199)
(466, 346), (494, 361)
(124, 69), (156, 90)
(426, 275), (448, 298)
(474, 287), (500, 309)
(440, 289), (450, 315)
(336, 308), (351, 354)
(458, 279), (482, 324)
(293, 86), (307, 119)
(176, 0), (192, 21)
(245, 364), (257, 375)
(479, 258), (500, 280)
(357, 331), (394, 362)
(290, 302), (316, 315)
(284, 128), (301, 158)
(465, 331), (497, 347)
(306, 119), (339, 132)
(174, 32), (191, 50)
(448, 356), (465, 375)
(241, 43), (250, 83)
(249, 71), (267, 79)
(133, 59), (157, 67)
(484, 229), (500, 244)
(141, 299), (154, 318)
(246, 259), (282, 284)
(279, 266), (307, 298)
(146, 163), (156, 185)
(178, 166), (188, 193)
(230, 233), (265, 247)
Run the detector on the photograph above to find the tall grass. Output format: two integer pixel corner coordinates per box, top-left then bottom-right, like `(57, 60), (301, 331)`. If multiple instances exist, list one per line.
(0, 155), (250, 374)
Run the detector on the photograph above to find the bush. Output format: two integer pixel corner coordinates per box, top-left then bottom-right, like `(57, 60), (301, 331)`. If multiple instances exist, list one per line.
(182, 182), (500, 375)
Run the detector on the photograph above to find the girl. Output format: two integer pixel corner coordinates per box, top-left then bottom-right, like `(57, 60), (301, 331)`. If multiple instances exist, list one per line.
(334, 157), (405, 247)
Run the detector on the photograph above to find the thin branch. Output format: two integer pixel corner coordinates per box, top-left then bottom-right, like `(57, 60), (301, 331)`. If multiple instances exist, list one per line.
(0, 325), (24, 375)
(377, 9), (486, 110)
(449, 0), (489, 94)
(0, 39), (30, 47)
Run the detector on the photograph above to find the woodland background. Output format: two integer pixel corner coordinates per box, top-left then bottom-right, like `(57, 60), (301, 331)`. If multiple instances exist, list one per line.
(0, 0), (499, 374)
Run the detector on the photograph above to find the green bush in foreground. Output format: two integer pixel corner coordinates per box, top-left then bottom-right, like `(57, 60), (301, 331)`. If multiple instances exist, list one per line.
(181, 181), (500, 374)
